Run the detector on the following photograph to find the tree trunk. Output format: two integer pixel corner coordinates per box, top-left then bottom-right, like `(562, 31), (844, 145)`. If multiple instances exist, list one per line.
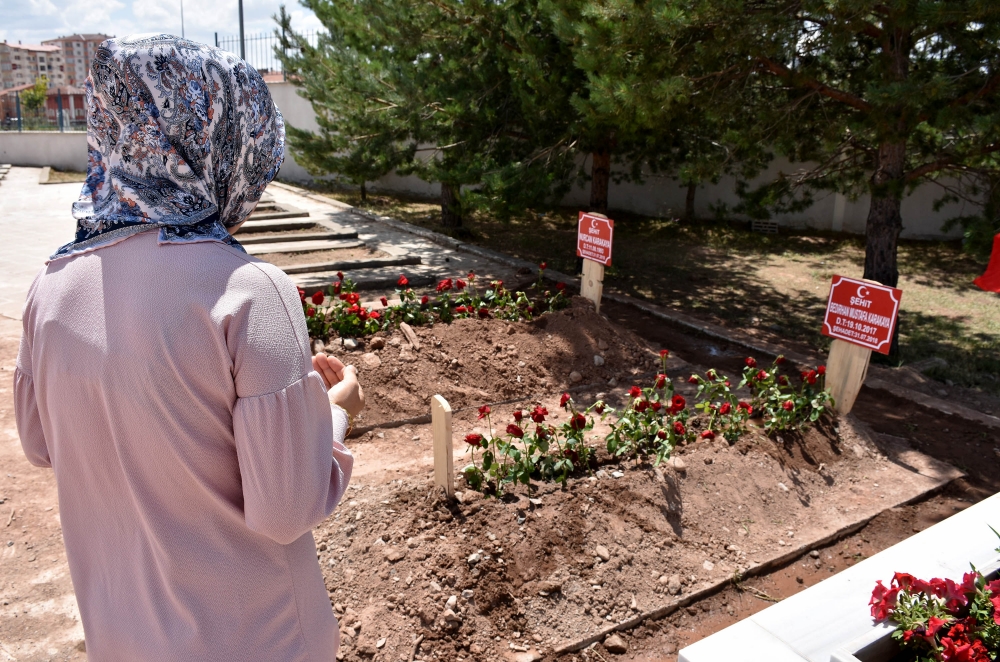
(440, 182), (462, 228)
(685, 181), (697, 221)
(360, 181), (367, 202)
(589, 150), (610, 213)
(863, 139), (906, 358)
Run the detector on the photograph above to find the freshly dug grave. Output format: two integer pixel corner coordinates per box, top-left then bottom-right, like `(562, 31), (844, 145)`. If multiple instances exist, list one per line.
(328, 297), (658, 428)
(315, 303), (962, 662)
(259, 246), (389, 267)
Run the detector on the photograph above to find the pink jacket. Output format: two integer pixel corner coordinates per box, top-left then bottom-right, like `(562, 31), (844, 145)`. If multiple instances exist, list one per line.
(14, 231), (353, 660)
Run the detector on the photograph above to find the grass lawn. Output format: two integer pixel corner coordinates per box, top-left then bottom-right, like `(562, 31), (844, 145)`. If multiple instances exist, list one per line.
(313, 184), (1000, 397)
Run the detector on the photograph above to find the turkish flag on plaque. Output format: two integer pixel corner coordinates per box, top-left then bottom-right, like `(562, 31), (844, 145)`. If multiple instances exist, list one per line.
(576, 212), (614, 267)
(973, 234), (1000, 293)
(822, 276), (902, 355)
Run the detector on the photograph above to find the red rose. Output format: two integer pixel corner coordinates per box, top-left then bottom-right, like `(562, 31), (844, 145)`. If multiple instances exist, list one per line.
(397, 274), (409, 287)
(536, 425), (550, 439)
(782, 400), (794, 411)
(513, 410), (523, 422)
(347, 304), (361, 315)
(334, 282), (342, 295)
(306, 307), (316, 317)
(629, 386), (642, 399)
(656, 430), (667, 440)
(455, 305), (469, 314)
(659, 349), (670, 359)
(776, 355), (786, 364)
(560, 392), (571, 408)
(421, 295), (429, 305)
(467, 271), (475, 280)
(700, 430), (715, 440)
(477, 405), (491, 420)
(655, 373), (668, 389)
(311, 291), (325, 305)
(436, 278), (453, 293)
(817, 365), (826, 376)
(358, 308), (368, 320)
(456, 279), (467, 289)
(530, 406), (548, 423)
(670, 394), (686, 411)
(594, 403), (605, 414)
(539, 262), (547, 270)
(297, 287), (306, 301)
(673, 421), (686, 436)
(755, 370), (768, 382)
(346, 292), (360, 305)
(707, 369), (717, 380)
(555, 282), (566, 291)
(778, 375), (789, 386)
(688, 375), (698, 384)
(492, 280), (504, 291)
(635, 400), (649, 413)
(724, 380), (731, 387)
(651, 401), (662, 412)
(478, 307), (490, 319)
(465, 433), (483, 447)
(719, 402), (732, 415)
(337, 271), (344, 281)
(380, 296), (388, 307)
(570, 413), (587, 430)
(738, 401), (753, 415)
(745, 357), (757, 368)
(369, 310), (380, 320)
(806, 370), (818, 385)
(506, 423), (524, 438)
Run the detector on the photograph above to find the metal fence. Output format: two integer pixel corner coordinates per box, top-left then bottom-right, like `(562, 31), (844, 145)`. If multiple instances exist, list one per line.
(1, 90), (86, 132)
(215, 30), (320, 80)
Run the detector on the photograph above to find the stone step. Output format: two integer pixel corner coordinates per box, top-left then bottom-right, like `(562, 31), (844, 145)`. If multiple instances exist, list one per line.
(281, 255), (422, 276)
(249, 209), (312, 221)
(245, 239), (365, 256)
(291, 261), (436, 293)
(238, 219), (329, 234)
(238, 231), (359, 246)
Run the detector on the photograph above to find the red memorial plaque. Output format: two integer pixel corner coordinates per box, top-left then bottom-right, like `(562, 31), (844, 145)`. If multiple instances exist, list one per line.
(576, 212), (614, 266)
(822, 275), (902, 355)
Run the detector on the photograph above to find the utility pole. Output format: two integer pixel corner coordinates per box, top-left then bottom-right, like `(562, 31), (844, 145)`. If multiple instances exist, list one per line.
(238, 0), (246, 60)
(180, 0), (185, 38)
(15, 91), (22, 132)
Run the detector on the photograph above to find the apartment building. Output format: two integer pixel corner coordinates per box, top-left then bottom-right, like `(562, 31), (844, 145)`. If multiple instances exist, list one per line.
(42, 34), (112, 86)
(0, 42), (66, 90)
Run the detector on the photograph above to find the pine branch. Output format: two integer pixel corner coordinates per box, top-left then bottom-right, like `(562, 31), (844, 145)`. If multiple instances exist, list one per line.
(756, 57), (873, 113)
(905, 143), (1000, 183)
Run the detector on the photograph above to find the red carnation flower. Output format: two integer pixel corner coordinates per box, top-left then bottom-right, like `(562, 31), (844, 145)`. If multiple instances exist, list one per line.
(477, 405), (491, 420)
(782, 400), (794, 411)
(465, 433), (483, 447)
(478, 307), (490, 319)
(673, 421), (686, 436)
(569, 413), (587, 430)
(655, 373), (668, 389)
(745, 357), (757, 368)
(659, 349), (670, 359)
(670, 394), (686, 411)
(421, 295), (429, 305)
(560, 392), (571, 408)
(380, 296), (388, 307)
(506, 423), (524, 438)
(700, 430), (715, 440)
(719, 402), (732, 415)
(530, 406), (548, 423)
(513, 410), (523, 422)
(369, 310), (380, 320)
(346, 292), (360, 305)
(311, 291), (325, 305)
(629, 386), (642, 399)
(306, 307), (316, 317)
(397, 274), (409, 287)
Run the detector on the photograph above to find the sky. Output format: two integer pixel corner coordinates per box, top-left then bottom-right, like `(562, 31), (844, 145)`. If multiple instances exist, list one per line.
(0, 0), (321, 68)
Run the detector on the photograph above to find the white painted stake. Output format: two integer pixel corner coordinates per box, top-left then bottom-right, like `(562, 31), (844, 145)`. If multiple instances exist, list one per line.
(826, 338), (872, 415)
(431, 394), (454, 498)
(580, 258), (605, 314)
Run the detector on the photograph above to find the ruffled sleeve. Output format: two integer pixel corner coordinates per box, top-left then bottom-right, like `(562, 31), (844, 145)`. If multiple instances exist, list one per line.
(14, 331), (51, 468)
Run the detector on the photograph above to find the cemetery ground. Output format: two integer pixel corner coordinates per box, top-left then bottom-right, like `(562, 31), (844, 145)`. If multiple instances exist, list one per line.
(1, 171), (999, 661)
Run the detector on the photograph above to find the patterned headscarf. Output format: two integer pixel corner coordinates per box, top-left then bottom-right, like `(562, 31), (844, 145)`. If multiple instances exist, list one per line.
(51, 34), (285, 261)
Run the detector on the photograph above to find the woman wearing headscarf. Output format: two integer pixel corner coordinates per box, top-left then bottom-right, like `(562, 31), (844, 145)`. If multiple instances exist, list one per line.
(13, 35), (361, 660)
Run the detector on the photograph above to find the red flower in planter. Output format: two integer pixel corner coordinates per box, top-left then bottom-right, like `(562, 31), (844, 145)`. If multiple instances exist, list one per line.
(297, 287), (306, 301)
(380, 296), (388, 307)
(869, 580), (900, 620)
(421, 295), (429, 305)
(306, 307), (316, 317)
(570, 413), (587, 430)
(673, 421), (686, 436)
(465, 433), (483, 447)
(659, 349), (670, 359)
(478, 307), (490, 319)
(397, 274), (409, 287)
(346, 292), (360, 305)
(530, 406), (548, 423)
(782, 400), (794, 411)
(456, 279), (467, 290)
(436, 278), (453, 293)
(700, 430), (715, 440)
(745, 357), (757, 368)
(337, 271), (344, 281)
(719, 402), (732, 415)
(506, 423), (524, 438)
(513, 410), (524, 422)
(560, 392), (571, 408)
(477, 405), (491, 420)
(455, 305), (469, 314)
(311, 291), (325, 305)
(817, 365), (826, 376)
(655, 374), (668, 389)
(629, 386), (642, 399)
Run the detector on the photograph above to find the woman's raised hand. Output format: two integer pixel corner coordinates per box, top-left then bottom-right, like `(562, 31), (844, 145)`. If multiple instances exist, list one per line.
(312, 353), (346, 389)
(313, 353), (365, 418)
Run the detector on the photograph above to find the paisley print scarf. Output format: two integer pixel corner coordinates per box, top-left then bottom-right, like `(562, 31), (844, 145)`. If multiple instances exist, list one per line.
(51, 34), (285, 261)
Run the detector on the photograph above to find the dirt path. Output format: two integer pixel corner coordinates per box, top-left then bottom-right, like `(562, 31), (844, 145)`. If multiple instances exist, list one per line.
(0, 318), (86, 661)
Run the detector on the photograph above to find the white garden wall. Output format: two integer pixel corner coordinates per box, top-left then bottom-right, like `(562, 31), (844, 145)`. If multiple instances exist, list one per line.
(0, 131), (88, 172)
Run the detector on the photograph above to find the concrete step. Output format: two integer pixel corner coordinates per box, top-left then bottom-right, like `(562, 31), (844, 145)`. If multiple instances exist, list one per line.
(238, 219), (328, 233)
(238, 231), (359, 246)
(245, 239), (365, 256)
(248, 204), (310, 221)
(290, 259), (430, 291)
